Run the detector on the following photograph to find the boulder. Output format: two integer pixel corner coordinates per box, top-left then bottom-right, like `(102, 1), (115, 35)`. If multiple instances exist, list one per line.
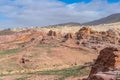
(87, 47), (120, 80)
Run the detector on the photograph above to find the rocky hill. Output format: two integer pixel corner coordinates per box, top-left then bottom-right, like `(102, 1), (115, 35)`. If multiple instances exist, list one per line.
(84, 13), (120, 25)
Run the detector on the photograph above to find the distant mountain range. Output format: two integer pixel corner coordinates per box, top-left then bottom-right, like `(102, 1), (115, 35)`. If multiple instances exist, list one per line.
(46, 13), (120, 27)
(2, 13), (120, 31)
(83, 13), (120, 25)
(45, 22), (81, 28)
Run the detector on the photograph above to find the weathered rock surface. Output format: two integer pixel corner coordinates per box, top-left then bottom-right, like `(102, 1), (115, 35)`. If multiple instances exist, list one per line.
(76, 27), (93, 40)
(75, 27), (120, 50)
(0, 27), (120, 51)
(86, 47), (120, 80)
(0, 35), (17, 43)
(62, 33), (74, 42)
(47, 30), (57, 36)
(64, 33), (73, 39)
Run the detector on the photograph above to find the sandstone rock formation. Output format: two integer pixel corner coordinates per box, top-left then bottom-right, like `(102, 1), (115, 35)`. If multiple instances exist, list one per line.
(76, 27), (93, 40)
(74, 27), (120, 50)
(87, 47), (120, 80)
(106, 29), (119, 37)
(105, 29), (119, 44)
(47, 30), (57, 36)
(64, 33), (73, 39)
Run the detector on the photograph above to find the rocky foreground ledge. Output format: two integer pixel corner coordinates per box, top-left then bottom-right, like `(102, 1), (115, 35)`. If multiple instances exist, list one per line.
(83, 47), (120, 80)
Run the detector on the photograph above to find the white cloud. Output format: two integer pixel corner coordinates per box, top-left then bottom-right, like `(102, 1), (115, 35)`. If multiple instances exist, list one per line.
(0, 0), (120, 29)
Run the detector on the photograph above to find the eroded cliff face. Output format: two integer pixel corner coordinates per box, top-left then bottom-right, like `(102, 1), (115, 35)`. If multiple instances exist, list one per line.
(87, 47), (120, 80)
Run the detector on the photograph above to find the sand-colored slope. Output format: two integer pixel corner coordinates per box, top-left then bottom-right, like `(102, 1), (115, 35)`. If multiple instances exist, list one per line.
(0, 42), (97, 75)
(12, 32), (43, 43)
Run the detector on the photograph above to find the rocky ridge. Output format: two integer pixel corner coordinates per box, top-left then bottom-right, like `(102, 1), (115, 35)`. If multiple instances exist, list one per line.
(0, 27), (120, 51)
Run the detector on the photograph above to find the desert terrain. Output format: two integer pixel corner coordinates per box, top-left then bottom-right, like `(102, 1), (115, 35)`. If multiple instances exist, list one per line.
(0, 21), (120, 80)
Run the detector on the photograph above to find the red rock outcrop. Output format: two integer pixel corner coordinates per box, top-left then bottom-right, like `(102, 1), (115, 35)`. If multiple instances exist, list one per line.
(75, 27), (120, 50)
(106, 29), (118, 38)
(62, 33), (73, 41)
(64, 33), (73, 39)
(13, 32), (44, 43)
(62, 33), (76, 44)
(86, 47), (120, 80)
(105, 29), (119, 44)
(76, 27), (93, 40)
(47, 30), (57, 36)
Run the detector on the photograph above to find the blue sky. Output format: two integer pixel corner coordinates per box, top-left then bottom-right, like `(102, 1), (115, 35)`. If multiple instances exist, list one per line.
(108, 0), (120, 3)
(0, 0), (120, 29)
(59, 0), (92, 4)
(59, 0), (120, 4)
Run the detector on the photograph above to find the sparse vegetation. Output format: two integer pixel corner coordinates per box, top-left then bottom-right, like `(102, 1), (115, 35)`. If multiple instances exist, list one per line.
(37, 43), (59, 48)
(17, 42), (27, 46)
(15, 76), (28, 80)
(0, 48), (20, 55)
(28, 65), (90, 80)
(0, 65), (90, 80)
(0, 48), (21, 58)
